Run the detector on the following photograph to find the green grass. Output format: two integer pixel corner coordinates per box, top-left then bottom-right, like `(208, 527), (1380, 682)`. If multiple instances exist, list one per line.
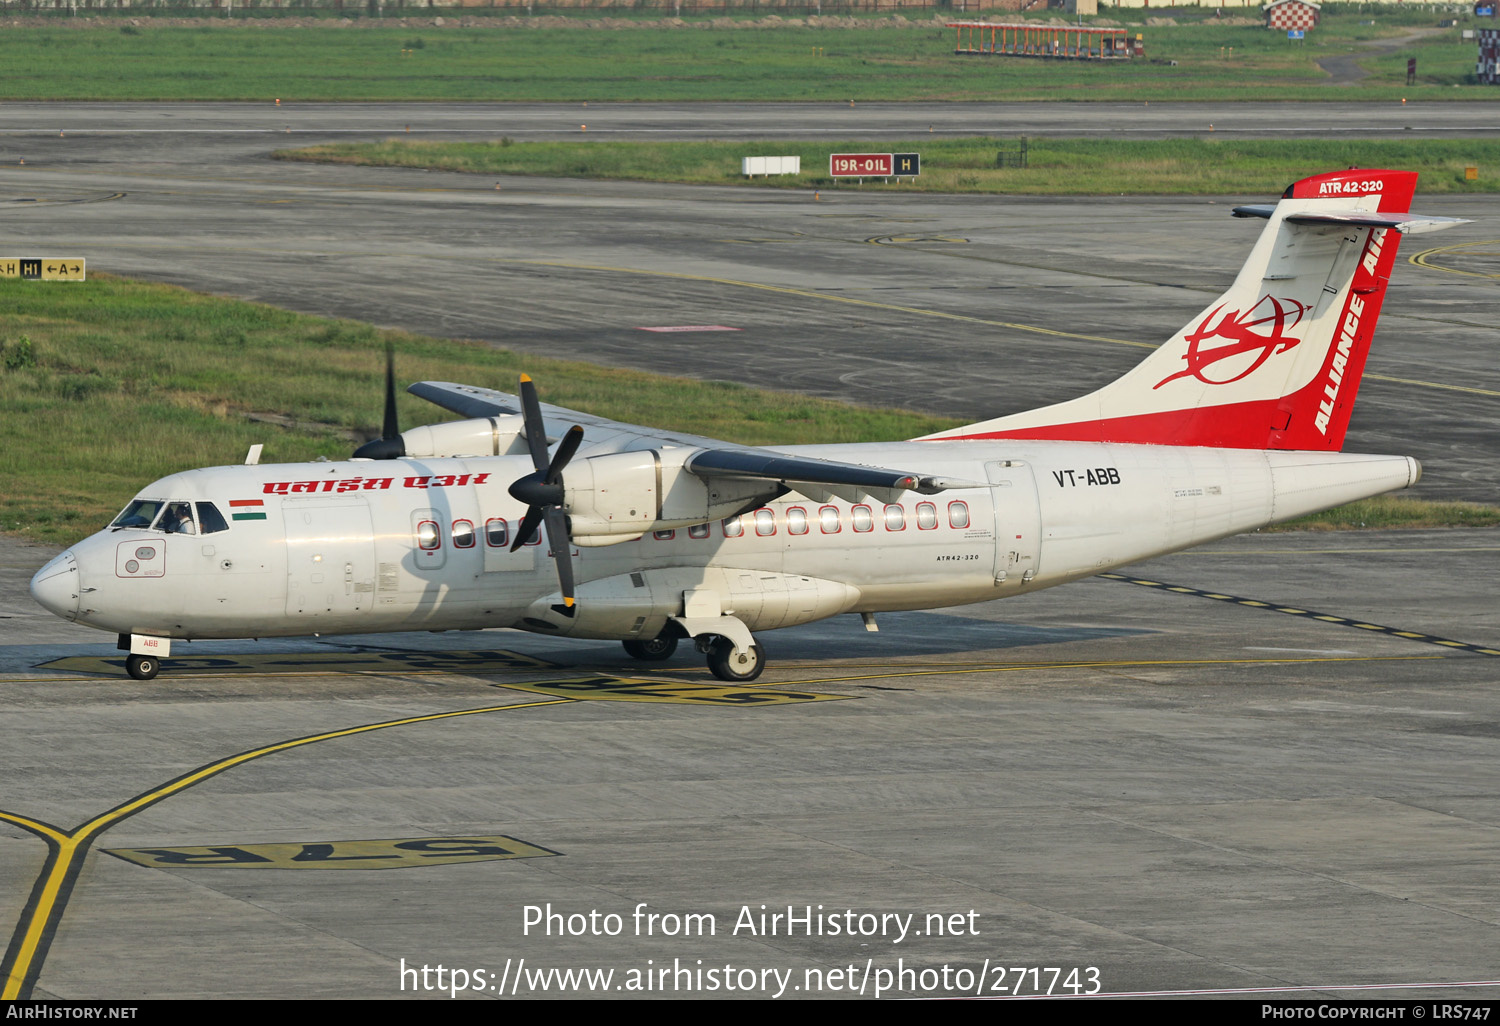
(0, 13), (1483, 102)
(0, 274), (959, 546)
(1271, 495), (1500, 532)
(2, 274), (1491, 547)
(281, 136), (1500, 194)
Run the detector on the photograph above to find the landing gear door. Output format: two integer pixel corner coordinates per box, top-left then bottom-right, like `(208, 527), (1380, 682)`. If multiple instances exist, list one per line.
(985, 461), (1042, 587)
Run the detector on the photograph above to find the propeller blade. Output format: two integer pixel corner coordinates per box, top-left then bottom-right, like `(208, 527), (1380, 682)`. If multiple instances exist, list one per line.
(509, 375), (581, 616)
(518, 374), (549, 473)
(511, 506), (544, 553)
(545, 425), (585, 485)
(544, 506), (576, 617)
(351, 344), (406, 460)
(381, 343), (400, 442)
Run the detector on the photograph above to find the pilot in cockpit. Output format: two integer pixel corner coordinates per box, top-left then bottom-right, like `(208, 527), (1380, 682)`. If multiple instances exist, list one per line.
(159, 502), (197, 535)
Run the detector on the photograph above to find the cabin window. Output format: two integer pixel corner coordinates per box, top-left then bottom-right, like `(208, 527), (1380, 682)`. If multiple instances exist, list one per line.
(196, 502), (230, 535)
(654, 529), (676, 541)
(786, 507), (808, 535)
(948, 501), (971, 529)
(417, 520), (441, 551)
(819, 505), (841, 534)
(754, 509), (776, 536)
(111, 499), (166, 530)
(916, 502), (938, 530)
(722, 516), (744, 538)
(485, 518), (508, 548)
(851, 504), (874, 533)
(883, 504), (905, 531)
(688, 523), (711, 540)
(452, 520), (476, 549)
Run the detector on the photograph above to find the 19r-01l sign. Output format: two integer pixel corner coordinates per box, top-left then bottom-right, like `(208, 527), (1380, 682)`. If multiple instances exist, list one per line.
(831, 153), (893, 177)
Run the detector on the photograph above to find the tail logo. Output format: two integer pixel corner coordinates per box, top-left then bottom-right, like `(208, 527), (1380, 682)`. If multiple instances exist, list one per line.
(1154, 295), (1309, 390)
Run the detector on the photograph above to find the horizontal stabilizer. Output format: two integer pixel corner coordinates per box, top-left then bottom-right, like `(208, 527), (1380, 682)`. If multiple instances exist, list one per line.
(1233, 204), (1470, 235)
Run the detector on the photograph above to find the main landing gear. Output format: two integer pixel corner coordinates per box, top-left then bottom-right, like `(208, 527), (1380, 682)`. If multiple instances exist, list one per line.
(621, 631), (679, 661)
(621, 617), (765, 683)
(704, 637), (765, 682)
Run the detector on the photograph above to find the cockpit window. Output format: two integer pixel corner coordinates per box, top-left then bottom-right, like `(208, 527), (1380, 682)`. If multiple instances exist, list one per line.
(153, 502), (198, 536)
(197, 502), (230, 535)
(111, 499), (166, 530)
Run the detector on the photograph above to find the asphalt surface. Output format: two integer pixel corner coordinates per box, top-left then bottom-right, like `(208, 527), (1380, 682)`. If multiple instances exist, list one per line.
(2, 530), (1498, 1000)
(0, 103), (1497, 1001)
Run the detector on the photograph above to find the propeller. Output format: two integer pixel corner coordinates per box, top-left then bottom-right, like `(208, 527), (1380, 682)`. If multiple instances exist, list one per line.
(352, 344), (406, 460)
(507, 374), (584, 617)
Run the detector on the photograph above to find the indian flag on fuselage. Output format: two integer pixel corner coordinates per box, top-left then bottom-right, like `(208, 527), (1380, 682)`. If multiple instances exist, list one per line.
(229, 499), (267, 521)
(921, 169), (1468, 453)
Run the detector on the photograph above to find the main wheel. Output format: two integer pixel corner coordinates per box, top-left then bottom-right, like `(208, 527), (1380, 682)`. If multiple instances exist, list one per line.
(622, 632), (678, 661)
(125, 654), (160, 681)
(706, 638), (765, 682)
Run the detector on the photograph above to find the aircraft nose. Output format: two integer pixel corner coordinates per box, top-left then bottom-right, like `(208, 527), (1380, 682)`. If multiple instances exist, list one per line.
(30, 551), (80, 621)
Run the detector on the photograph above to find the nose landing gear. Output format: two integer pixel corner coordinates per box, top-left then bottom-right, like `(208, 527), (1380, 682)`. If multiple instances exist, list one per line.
(125, 654), (160, 681)
(119, 634), (169, 681)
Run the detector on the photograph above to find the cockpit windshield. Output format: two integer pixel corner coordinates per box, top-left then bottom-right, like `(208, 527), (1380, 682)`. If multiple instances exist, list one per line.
(110, 499), (224, 535)
(110, 499), (166, 530)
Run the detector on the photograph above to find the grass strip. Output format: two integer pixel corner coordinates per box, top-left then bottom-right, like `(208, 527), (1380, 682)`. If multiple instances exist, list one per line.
(1, 275), (1488, 547)
(0, 15), (1481, 102)
(0, 274), (958, 546)
(280, 137), (1500, 195)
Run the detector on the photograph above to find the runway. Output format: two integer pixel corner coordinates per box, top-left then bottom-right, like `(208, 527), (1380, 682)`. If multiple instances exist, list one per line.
(1, 102), (1498, 999)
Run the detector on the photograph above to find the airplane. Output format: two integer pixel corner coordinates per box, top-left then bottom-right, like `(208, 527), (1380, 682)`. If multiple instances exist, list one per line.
(29, 168), (1468, 683)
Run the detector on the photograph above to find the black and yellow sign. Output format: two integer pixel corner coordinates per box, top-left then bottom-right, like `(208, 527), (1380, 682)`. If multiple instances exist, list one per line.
(893, 152), (921, 176)
(496, 674), (848, 706)
(104, 834), (560, 871)
(0, 258), (85, 281)
(39, 648), (555, 677)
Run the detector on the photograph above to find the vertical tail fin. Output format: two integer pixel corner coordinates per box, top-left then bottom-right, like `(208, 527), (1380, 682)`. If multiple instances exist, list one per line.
(926, 169), (1467, 451)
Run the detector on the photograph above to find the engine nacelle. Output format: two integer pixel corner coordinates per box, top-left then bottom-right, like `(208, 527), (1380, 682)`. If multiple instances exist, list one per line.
(564, 448), (769, 538)
(398, 416), (531, 458)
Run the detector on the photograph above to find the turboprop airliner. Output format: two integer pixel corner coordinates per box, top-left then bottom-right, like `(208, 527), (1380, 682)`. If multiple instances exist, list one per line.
(30, 169), (1467, 682)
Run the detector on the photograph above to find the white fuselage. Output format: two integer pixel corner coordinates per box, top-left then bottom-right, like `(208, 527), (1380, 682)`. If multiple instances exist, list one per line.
(32, 439), (1418, 646)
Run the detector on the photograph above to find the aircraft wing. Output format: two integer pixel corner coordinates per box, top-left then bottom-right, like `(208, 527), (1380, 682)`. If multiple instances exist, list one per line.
(408, 381), (520, 420)
(408, 381), (978, 500)
(685, 448), (969, 496)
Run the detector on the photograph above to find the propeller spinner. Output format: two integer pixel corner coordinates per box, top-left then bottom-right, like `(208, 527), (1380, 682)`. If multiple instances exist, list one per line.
(508, 374), (585, 617)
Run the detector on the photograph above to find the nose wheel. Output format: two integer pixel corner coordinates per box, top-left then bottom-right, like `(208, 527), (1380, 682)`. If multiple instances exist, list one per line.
(125, 654), (160, 681)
